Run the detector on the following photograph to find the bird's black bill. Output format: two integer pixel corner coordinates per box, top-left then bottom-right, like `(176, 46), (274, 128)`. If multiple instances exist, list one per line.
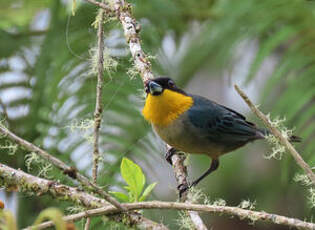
(146, 81), (163, 95)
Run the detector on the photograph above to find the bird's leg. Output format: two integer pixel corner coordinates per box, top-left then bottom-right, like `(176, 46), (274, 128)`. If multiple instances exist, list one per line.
(178, 159), (219, 197)
(191, 159), (219, 187)
(165, 147), (177, 165)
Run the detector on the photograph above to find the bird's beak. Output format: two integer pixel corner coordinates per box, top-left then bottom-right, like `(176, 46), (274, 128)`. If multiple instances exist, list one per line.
(146, 81), (163, 95)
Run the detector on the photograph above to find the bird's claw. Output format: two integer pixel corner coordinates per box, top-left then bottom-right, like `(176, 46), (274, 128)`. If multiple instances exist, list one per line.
(177, 183), (189, 198)
(165, 147), (176, 165)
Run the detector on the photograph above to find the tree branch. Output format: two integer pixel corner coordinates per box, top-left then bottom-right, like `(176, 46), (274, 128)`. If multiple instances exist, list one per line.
(3, 162), (312, 230)
(0, 125), (125, 211)
(0, 163), (107, 208)
(92, 2), (105, 184)
(234, 85), (315, 184)
(113, 0), (155, 82)
(85, 5), (106, 230)
(29, 201), (315, 230)
(0, 163), (168, 230)
(170, 146), (208, 230)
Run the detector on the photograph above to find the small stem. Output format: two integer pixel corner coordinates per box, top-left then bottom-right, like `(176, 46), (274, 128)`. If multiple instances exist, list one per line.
(234, 84), (315, 184)
(84, 218), (91, 230)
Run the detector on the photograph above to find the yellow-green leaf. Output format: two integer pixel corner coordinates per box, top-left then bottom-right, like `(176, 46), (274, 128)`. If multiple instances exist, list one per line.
(33, 208), (66, 230)
(121, 157), (145, 201)
(139, 182), (157, 202)
(109, 191), (130, 202)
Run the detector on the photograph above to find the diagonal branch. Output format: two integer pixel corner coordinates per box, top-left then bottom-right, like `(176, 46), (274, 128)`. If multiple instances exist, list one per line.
(113, 0), (155, 82)
(234, 85), (315, 184)
(0, 125), (125, 211)
(0, 163), (168, 230)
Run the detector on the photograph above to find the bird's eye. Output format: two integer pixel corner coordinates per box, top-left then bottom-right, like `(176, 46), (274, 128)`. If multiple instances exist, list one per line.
(168, 80), (175, 88)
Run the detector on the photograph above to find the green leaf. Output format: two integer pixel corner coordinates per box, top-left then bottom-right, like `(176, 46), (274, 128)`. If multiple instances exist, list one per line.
(109, 191), (130, 202)
(33, 208), (66, 230)
(139, 182), (157, 202)
(121, 157), (145, 201)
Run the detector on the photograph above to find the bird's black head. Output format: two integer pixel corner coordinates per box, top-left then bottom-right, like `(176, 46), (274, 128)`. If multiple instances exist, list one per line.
(145, 77), (186, 96)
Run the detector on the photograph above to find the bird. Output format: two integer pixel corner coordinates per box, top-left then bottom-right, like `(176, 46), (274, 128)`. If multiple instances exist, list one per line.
(142, 77), (301, 196)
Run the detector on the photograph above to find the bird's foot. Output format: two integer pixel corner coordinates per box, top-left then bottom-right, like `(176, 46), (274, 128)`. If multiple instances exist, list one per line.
(165, 147), (176, 165)
(177, 183), (189, 198)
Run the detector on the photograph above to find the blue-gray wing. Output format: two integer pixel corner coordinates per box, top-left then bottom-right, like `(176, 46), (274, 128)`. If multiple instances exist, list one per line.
(187, 95), (262, 145)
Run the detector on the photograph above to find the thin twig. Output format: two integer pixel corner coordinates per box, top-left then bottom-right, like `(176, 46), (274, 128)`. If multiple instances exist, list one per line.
(29, 201), (315, 230)
(84, 218), (91, 230)
(0, 125), (125, 211)
(234, 85), (315, 184)
(85, 5), (106, 230)
(92, 3), (105, 184)
(170, 146), (208, 230)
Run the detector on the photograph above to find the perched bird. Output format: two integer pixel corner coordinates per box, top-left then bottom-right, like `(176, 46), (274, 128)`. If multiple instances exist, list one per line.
(142, 77), (300, 196)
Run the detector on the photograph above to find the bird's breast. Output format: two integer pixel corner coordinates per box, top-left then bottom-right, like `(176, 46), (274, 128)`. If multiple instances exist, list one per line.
(142, 89), (193, 126)
(153, 113), (225, 158)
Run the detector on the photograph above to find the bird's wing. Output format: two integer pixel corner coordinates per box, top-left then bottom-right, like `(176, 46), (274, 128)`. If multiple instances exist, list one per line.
(188, 95), (261, 143)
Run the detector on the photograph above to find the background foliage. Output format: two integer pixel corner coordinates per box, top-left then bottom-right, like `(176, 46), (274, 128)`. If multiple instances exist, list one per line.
(0, 0), (314, 229)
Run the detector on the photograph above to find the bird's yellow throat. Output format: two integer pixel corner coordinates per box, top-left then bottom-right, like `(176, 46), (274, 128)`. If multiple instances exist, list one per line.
(142, 89), (193, 126)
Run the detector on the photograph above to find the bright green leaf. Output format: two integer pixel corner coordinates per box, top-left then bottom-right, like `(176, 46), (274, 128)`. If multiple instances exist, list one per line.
(121, 157), (145, 201)
(109, 191), (130, 202)
(139, 182), (157, 202)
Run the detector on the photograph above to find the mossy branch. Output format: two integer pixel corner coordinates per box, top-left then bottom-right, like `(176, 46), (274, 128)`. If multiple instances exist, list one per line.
(234, 85), (315, 185)
(1, 157), (313, 230)
(26, 199), (315, 229)
(92, 0), (105, 184)
(0, 163), (168, 230)
(85, 4), (106, 230)
(0, 125), (125, 211)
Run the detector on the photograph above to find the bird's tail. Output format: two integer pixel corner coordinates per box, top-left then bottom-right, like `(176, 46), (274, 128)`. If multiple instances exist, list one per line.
(258, 128), (302, 143)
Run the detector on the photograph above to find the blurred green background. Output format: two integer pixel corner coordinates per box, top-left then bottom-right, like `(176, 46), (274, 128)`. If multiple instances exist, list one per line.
(0, 0), (314, 229)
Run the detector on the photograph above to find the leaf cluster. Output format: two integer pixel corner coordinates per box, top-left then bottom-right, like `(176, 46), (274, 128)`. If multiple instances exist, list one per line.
(110, 157), (157, 203)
